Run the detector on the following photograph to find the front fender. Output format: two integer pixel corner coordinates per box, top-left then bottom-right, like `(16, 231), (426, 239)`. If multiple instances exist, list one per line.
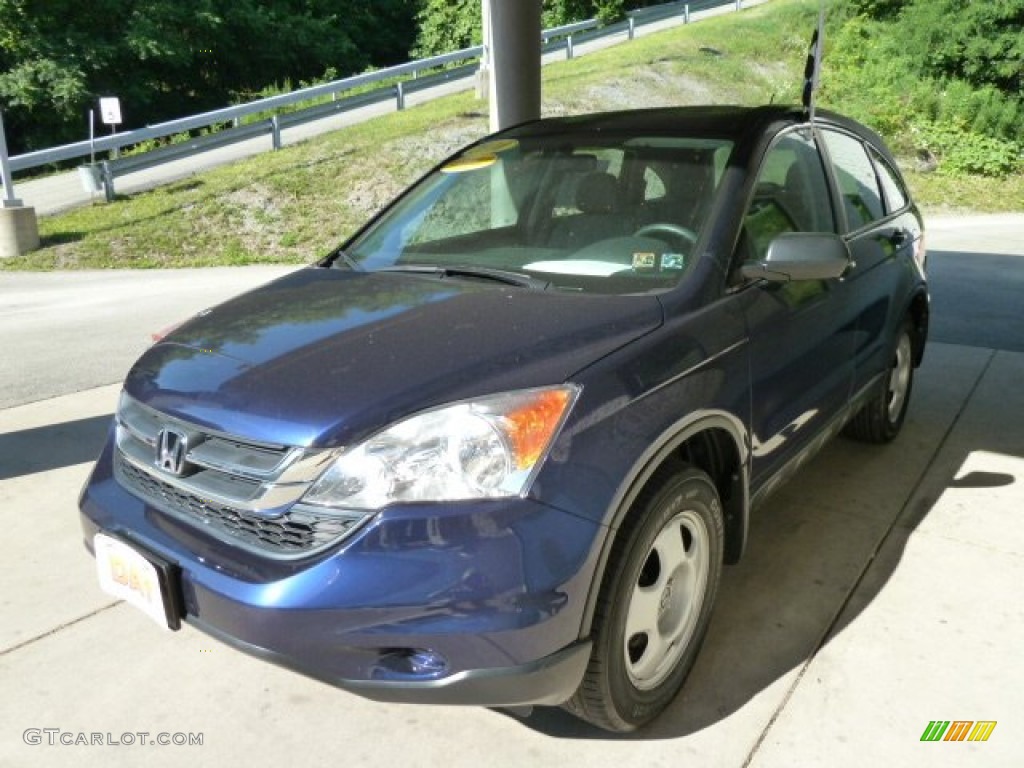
(576, 410), (749, 639)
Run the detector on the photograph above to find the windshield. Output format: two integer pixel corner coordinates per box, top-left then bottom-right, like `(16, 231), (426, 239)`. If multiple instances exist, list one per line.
(344, 133), (733, 294)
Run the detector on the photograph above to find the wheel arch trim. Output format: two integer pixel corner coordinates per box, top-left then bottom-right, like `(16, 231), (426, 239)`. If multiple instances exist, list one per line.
(578, 410), (749, 639)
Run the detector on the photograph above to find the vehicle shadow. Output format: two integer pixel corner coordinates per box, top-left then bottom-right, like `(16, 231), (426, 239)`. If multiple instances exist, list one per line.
(514, 344), (1013, 739)
(0, 413), (113, 480)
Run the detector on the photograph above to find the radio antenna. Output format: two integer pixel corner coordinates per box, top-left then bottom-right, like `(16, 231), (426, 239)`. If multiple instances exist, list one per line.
(802, 5), (826, 122)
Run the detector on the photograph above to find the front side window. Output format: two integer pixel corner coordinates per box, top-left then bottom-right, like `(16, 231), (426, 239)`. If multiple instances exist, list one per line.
(741, 130), (836, 263)
(821, 130), (885, 231)
(345, 134), (733, 294)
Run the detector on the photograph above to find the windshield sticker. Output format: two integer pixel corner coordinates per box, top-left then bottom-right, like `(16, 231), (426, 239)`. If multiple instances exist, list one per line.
(632, 252), (657, 270)
(441, 154), (497, 173)
(661, 253), (685, 270)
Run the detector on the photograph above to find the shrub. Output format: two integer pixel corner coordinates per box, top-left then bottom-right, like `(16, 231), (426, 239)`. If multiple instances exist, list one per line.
(910, 120), (1022, 177)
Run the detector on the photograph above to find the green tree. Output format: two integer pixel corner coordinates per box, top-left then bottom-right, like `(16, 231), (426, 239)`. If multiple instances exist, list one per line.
(0, 0), (116, 152)
(0, 0), (418, 154)
(412, 0), (482, 58)
(839, 0), (910, 20)
(827, 0), (1024, 174)
(414, 0), (664, 58)
(897, 0), (1024, 95)
(544, 0), (635, 26)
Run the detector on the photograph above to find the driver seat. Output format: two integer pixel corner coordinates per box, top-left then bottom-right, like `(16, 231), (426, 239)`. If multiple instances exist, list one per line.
(548, 172), (634, 250)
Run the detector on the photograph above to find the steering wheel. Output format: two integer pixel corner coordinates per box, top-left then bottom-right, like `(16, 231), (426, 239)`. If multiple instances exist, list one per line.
(633, 222), (698, 252)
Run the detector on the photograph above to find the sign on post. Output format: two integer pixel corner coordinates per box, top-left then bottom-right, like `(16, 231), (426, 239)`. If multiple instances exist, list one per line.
(99, 97), (123, 127)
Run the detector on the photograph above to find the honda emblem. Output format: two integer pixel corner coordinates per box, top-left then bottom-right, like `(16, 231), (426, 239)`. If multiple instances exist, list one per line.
(156, 428), (189, 476)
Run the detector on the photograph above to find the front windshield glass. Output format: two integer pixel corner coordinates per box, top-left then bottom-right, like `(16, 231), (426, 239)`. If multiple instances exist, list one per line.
(345, 133), (733, 294)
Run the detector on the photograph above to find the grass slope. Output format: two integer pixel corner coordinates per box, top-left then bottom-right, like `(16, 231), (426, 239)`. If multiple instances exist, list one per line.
(5, 0), (1021, 271)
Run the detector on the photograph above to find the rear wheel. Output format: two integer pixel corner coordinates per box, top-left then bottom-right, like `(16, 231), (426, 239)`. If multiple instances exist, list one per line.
(845, 318), (915, 443)
(564, 466), (724, 732)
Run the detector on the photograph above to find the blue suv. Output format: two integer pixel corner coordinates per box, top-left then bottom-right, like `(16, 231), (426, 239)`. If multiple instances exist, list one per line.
(80, 105), (928, 731)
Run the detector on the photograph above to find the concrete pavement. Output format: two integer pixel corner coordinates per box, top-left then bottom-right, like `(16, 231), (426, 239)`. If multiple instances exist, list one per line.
(926, 214), (1024, 352)
(1, 214), (1022, 766)
(1, 346), (1018, 767)
(751, 347), (1023, 768)
(0, 266), (296, 410)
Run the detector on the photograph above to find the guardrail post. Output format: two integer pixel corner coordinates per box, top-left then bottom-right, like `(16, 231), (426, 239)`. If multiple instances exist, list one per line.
(736, 0), (742, 10)
(567, 35), (574, 60)
(685, 4), (691, 24)
(628, 17), (636, 40)
(101, 161), (115, 202)
(0, 110), (22, 208)
(396, 82), (406, 111)
(271, 116), (281, 150)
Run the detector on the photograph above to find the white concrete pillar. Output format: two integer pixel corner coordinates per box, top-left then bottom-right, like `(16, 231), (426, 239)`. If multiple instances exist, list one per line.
(487, 0), (541, 132)
(0, 109), (39, 257)
(477, 0), (492, 99)
(0, 206), (40, 258)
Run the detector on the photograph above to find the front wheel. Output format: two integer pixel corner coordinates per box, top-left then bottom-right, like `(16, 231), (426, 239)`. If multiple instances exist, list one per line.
(845, 318), (915, 443)
(564, 466), (724, 732)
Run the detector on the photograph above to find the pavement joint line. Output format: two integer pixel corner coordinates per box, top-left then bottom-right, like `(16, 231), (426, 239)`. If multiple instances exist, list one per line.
(740, 347), (997, 767)
(2, 600), (121, 658)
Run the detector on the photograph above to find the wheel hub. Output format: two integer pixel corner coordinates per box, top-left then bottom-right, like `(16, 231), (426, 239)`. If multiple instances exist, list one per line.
(623, 509), (710, 691)
(658, 578), (674, 616)
(887, 332), (913, 421)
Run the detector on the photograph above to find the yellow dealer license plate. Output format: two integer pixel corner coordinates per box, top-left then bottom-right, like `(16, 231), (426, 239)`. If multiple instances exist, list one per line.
(94, 533), (180, 630)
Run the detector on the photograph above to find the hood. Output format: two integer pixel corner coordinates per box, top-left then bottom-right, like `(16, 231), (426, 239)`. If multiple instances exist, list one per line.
(124, 267), (662, 447)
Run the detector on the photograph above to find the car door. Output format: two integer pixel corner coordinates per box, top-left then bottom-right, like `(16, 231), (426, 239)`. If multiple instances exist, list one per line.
(819, 128), (922, 398)
(732, 128), (857, 493)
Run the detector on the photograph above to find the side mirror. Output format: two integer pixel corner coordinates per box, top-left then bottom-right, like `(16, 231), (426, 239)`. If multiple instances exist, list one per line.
(740, 232), (851, 282)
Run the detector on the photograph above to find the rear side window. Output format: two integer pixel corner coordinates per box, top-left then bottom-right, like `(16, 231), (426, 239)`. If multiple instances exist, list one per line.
(869, 146), (909, 213)
(822, 130), (884, 231)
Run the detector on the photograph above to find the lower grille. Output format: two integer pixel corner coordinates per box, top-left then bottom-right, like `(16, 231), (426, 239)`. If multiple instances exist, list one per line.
(116, 455), (358, 556)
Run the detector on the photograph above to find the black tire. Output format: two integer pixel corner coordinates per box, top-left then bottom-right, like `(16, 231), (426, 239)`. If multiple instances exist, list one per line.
(844, 318), (915, 443)
(564, 466), (724, 732)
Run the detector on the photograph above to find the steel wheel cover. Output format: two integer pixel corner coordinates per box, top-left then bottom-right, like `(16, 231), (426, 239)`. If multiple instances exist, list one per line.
(887, 332), (912, 422)
(623, 509), (710, 690)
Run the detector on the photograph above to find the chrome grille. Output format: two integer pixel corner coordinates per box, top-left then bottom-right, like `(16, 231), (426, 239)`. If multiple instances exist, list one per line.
(116, 457), (358, 554)
(113, 393), (364, 557)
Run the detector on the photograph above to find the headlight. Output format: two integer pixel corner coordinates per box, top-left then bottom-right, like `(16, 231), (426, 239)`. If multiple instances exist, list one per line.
(301, 385), (579, 509)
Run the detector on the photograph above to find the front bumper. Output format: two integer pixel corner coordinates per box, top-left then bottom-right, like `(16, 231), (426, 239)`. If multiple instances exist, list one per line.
(79, 435), (604, 707)
(197, 615), (592, 706)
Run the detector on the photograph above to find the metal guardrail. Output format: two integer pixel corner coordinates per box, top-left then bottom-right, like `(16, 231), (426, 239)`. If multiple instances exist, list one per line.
(92, 86), (405, 200)
(6, 45), (486, 177)
(6, 0), (745, 202)
(89, 119), (277, 201)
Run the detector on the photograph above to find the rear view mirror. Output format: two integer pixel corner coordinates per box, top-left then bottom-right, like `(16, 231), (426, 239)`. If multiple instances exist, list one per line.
(741, 232), (851, 282)
(552, 154), (598, 174)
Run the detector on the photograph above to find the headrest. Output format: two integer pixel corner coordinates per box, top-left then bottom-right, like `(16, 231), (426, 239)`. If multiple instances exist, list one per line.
(576, 172), (618, 214)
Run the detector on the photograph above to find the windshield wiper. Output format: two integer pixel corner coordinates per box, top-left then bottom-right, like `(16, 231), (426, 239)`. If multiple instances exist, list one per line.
(373, 264), (550, 290)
